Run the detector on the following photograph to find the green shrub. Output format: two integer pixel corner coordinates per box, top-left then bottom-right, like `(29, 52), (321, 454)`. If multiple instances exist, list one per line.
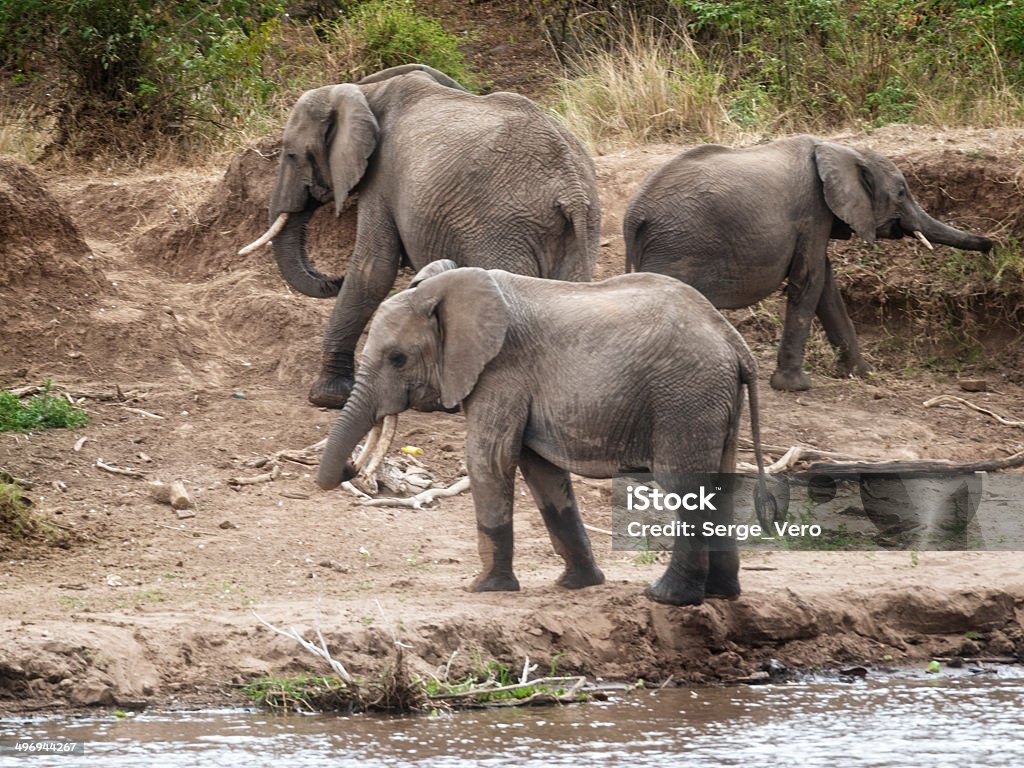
(319, 0), (478, 88)
(0, 0), (285, 162)
(0, 382), (89, 433)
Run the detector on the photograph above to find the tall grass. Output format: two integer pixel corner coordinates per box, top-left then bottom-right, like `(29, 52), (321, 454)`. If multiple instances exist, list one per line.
(551, 22), (751, 149)
(550, 2), (1024, 151)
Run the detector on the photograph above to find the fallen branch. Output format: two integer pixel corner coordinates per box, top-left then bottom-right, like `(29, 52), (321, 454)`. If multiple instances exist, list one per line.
(96, 459), (147, 478)
(229, 464), (281, 486)
(252, 611), (355, 685)
(120, 406), (164, 420)
(924, 395), (1024, 427)
(429, 675), (587, 708)
(359, 476), (470, 509)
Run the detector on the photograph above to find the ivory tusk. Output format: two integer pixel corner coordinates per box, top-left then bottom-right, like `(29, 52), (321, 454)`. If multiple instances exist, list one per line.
(238, 212), (289, 255)
(361, 414), (398, 479)
(352, 423), (382, 472)
(913, 230), (934, 251)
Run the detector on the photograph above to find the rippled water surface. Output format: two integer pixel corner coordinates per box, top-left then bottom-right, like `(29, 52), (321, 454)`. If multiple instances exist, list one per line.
(3, 670), (1023, 767)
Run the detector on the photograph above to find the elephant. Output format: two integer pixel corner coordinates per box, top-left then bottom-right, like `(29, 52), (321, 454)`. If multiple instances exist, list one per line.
(315, 261), (774, 607)
(623, 135), (994, 391)
(240, 64), (600, 409)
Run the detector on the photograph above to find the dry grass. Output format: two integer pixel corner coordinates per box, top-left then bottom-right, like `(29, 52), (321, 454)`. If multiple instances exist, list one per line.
(549, 21), (753, 152)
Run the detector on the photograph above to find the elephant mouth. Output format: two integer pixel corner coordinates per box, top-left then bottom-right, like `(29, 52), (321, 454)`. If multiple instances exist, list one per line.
(309, 182), (333, 205)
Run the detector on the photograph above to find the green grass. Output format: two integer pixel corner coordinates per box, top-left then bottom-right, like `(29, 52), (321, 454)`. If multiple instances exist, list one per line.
(0, 382), (89, 433)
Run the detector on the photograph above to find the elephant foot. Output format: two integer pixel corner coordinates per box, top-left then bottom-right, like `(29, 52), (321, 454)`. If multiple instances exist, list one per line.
(770, 368), (812, 392)
(705, 551), (740, 598)
(468, 570), (521, 593)
(308, 371), (354, 409)
(836, 357), (871, 379)
(643, 576), (705, 607)
(556, 565), (606, 590)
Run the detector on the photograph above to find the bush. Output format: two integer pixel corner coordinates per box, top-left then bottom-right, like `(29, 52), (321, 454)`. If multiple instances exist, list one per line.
(317, 0), (478, 88)
(0, 0), (286, 162)
(0, 0), (478, 163)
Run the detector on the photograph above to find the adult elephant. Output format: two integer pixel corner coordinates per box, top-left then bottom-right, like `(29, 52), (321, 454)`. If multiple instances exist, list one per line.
(316, 261), (775, 607)
(624, 135), (993, 391)
(240, 63), (600, 408)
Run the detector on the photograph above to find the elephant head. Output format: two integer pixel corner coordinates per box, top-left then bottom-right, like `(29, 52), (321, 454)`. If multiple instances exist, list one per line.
(316, 267), (509, 490)
(238, 65), (469, 299)
(814, 142), (993, 252)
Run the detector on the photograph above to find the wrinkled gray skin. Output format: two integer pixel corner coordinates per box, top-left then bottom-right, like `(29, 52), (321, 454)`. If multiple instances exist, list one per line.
(316, 262), (771, 607)
(624, 135), (994, 392)
(268, 64), (600, 408)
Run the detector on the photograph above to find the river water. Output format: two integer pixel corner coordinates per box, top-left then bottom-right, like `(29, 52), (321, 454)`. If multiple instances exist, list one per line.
(2, 669), (1022, 767)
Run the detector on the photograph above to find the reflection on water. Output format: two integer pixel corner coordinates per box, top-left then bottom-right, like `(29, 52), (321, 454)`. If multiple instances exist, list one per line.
(2, 669), (1023, 767)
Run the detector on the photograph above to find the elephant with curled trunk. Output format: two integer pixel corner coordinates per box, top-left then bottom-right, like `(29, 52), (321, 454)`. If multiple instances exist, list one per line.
(240, 64), (600, 409)
(316, 261), (773, 607)
(624, 135), (994, 392)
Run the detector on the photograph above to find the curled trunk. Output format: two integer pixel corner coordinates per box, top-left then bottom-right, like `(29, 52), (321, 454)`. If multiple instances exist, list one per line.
(271, 205), (345, 299)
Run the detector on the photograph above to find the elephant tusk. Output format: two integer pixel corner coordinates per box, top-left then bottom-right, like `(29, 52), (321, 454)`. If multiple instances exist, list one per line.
(360, 414), (398, 480)
(238, 212), (289, 255)
(352, 422), (382, 472)
(913, 230), (934, 251)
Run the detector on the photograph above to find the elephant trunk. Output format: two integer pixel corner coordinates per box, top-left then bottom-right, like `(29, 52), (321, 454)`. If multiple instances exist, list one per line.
(271, 203), (345, 299)
(317, 381), (379, 490)
(905, 204), (993, 253)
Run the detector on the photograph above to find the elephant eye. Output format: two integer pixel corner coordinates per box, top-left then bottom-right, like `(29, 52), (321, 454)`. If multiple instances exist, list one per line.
(389, 351), (408, 369)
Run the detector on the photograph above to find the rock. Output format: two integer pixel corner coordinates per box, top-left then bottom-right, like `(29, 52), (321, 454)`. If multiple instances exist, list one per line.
(958, 378), (987, 392)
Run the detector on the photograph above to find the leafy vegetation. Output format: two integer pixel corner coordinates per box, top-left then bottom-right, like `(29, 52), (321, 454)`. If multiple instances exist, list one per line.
(0, 0), (476, 164)
(0, 382), (89, 433)
(2, 0), (1023, 162)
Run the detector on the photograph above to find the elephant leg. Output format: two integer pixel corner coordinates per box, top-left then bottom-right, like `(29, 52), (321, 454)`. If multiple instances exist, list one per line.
(464, 403), (526, 593)
(518, 447), (605, 590)
(771, 252), (827, 392)
(310, 223), (401, 409)
(816, 259), (870, 379)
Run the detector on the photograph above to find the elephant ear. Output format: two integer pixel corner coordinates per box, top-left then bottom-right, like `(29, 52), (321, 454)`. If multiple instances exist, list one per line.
(814, 143), (877, 244)
(409, 259), (459, 288)
(327, 84), (379, 216)
(410, 268), (510, 409)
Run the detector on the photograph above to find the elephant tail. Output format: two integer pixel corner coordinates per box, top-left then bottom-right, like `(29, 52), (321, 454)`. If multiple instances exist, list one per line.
(623, 212), (645, 274)
(737, 346), (780, 528)
(558, 196), (597, 282)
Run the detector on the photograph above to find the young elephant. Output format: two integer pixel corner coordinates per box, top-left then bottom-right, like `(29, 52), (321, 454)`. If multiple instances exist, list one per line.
(316, 263), (772, 606)
(624, 135), (993, 391)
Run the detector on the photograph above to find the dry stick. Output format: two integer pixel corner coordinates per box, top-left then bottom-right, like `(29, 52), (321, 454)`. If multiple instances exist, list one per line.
(121, 406), (164, 420)
(359, 476), (471, 509)
(252, 611), (355, 686)
(924, 395), (1024, 427)
(228, 464), (281, 486)
(95, 459), (147, 478)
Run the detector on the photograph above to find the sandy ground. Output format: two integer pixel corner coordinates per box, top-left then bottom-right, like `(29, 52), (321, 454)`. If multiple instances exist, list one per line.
(1, 127), (1023, 713)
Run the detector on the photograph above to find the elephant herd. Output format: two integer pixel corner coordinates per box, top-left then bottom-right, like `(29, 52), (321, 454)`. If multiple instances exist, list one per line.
(239, 64), (993, 607)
